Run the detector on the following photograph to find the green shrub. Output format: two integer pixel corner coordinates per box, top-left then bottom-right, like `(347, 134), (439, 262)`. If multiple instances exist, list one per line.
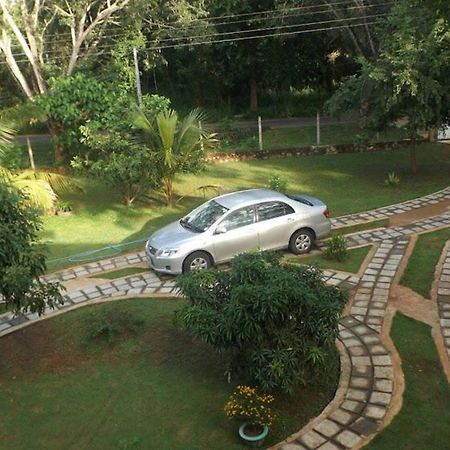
(0, 101), (47, 133)
(267, 174), (288, 193)
(175, 251), (347, 392)
(55, 200), (73, 214)
(323, 235), (348, 261)
(385, 171), (400, 187)
(354, 133), (370, 152)
(82, 308), (144, 345)
(0, 142), (27, 169)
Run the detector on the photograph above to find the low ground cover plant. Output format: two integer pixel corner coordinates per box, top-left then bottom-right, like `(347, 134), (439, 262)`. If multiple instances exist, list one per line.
(224, 385), (276, 427)
(267, 174), (288, 193)
(323, 235), (348, 261)
(82, 307), (144, 345)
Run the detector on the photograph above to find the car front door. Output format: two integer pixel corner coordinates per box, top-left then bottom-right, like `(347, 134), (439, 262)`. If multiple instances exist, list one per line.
(212, 206), (259, 262)
(255, 201), (296, 250)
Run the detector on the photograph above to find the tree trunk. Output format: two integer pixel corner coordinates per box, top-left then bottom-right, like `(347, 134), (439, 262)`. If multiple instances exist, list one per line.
(409, 143), (418, 174)
(250, 79), (258, 111)
(163, 175), (173, 205)
(47, 117), (65, 163)
(428, 128), (438, 142)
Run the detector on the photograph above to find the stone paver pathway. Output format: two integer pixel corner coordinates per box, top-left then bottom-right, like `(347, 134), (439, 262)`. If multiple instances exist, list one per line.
(331, 186), (450, 229)
(279, 318), (393, 450)
(436, 243), (450, 362)
(345, 213), (450, 248)
(351, 239), (409, 333)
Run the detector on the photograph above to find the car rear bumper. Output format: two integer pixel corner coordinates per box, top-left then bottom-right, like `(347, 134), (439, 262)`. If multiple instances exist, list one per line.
(315, 220), (332, 239)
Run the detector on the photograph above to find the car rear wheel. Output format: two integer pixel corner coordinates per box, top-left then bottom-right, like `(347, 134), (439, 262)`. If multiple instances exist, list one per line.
(182, 251), (213, 274)
(289, 229), (314, 255)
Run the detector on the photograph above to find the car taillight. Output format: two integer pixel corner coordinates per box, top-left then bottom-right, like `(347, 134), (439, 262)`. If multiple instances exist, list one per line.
(323, 207), (330, 218)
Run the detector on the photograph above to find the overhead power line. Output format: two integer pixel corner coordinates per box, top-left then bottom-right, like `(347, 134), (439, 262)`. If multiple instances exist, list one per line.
(142, 20), (383, 52)
(1, 8), (389, 61)
(0, 0), (389, 43)
(153, 1), (392, 32)
(150, 12), (389, 45)
(0, 18), (384, 65)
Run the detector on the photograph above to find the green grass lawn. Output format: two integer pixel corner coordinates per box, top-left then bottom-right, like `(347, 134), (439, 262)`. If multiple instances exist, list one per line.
(286, 245), (372, 273)
(42, 143), (449, 271)
(216, 123), (410, 152)
(400, 227), (450, 298)
(365, 313), (450, 450)
(0, 298), (339, 450)
(89, 267), (149, 280)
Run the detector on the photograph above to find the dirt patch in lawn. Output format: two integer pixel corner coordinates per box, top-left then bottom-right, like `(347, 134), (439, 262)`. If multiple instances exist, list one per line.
(388, 284), (450, 384)
(388, 199), (450, 227)
(0, 321), (91, 378)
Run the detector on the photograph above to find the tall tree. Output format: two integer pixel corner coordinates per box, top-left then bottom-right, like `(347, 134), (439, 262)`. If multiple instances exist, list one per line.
(327, 0), (450, 172)
(0, 0), (130, 97)
(0, 0), (131, 159)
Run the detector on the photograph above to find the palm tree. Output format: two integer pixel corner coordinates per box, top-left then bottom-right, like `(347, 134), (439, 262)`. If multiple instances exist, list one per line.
(134, 108), (215, 205)
(0, 122), (74, 212)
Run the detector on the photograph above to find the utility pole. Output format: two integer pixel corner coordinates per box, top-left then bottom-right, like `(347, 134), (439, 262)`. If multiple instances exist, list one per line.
(316, 111), (321, 146)
(258, 116), (263, 151)
(133, 48), (143, 108)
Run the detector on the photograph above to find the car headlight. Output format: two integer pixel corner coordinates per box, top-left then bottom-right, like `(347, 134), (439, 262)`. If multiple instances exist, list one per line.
(157, 248), (179, 257)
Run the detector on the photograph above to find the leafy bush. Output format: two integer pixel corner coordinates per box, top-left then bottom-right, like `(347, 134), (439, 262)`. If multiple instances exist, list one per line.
(385, 171), (400, 187)
(0, 101), (47, 133)
(175, 251), (347, 392)
(267, 174), (288, 193)
(82, 307), (144, 345)
(224, 385), (276, 427)
(323, 235), (348, 262)
(354, 133), (370, 152)
(0, 180), (63, 315)
(73, 128), (160, 207)
(0, 142), (26, 169)
(141, 94), (171, 116)
(55, 200), (72, 214)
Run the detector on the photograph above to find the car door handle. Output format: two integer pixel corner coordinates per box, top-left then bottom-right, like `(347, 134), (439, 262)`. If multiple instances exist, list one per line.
(287, 218), (295, 223)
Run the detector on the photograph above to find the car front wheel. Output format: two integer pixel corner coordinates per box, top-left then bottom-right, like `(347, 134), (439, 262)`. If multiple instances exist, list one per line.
(182, 251), (213, 274)
(289, 229), (315, 255)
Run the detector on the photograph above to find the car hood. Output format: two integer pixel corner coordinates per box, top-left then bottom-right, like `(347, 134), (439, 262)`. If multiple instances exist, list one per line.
(147, 220), (200, 250)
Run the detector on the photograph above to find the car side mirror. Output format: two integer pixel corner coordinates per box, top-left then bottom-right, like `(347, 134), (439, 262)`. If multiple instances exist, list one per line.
(215, 225), (227, 235)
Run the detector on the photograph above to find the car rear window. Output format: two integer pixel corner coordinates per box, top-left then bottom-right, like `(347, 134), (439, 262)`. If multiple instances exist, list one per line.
(287, 195), (313, 206)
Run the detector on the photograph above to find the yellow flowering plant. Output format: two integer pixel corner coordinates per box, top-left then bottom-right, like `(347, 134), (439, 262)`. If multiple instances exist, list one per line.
(224, 385), (276, 427)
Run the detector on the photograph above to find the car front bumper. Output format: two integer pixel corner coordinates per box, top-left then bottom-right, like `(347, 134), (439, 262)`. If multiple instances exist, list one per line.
(145, 248), (183, 275)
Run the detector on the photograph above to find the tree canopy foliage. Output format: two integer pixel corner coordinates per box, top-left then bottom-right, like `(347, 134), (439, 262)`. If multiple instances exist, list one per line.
(175, 252), (347, 392)
(0, 180), (63, 315)
(327, 0), (450, 171)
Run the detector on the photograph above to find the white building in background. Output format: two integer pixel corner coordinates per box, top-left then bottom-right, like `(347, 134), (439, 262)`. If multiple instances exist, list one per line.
(438, 124), (450, 140)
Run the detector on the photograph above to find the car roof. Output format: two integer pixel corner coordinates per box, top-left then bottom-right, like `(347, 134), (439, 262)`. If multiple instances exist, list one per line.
(214, 189), (289, 209)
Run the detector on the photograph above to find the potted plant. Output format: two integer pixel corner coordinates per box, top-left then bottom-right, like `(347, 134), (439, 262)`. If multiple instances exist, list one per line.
(224, 385), (276, 448)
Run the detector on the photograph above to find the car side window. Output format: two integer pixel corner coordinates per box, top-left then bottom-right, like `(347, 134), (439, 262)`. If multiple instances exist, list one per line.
(257, 202), (294, 222)
(220, 206), (255, 231)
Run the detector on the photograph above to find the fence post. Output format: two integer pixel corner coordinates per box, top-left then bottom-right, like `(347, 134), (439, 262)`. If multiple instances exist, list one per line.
(258, 116), (263, 151)
(316, 111), (321, 146)
(26, 137), (35, 170)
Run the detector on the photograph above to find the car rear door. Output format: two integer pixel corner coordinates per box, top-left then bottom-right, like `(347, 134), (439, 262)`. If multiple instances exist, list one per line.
(212, 206), (259, 262)
(254, 201), (296, 250)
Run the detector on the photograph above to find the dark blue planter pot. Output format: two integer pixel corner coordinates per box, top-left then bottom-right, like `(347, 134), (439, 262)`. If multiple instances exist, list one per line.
(238, 423), (269, 448)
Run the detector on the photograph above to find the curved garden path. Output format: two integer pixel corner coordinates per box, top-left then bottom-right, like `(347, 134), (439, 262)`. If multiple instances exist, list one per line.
(0, 186), (449, 450)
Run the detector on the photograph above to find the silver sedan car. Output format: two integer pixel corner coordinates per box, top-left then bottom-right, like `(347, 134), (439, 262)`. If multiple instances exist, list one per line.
(145, 189), (331, 274)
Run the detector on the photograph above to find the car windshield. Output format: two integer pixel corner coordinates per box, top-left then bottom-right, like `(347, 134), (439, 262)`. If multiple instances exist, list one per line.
(181, 200), (229, 232)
